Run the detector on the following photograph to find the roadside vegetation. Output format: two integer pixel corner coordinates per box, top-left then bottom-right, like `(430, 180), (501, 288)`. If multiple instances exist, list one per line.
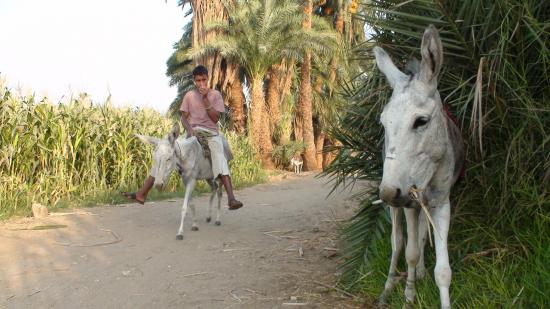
(0, 83), (265, 219)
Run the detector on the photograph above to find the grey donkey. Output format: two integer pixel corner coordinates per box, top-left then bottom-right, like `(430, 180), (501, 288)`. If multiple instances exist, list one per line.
(137, 124), (233, 240)
(374, 25), (464, 308)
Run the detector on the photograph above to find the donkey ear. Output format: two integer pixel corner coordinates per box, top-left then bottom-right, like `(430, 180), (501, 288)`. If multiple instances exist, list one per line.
(373, 46), (408, 89)
(135, 134), (160, 146)
(419, 25), (443, 86)
(168, 123), (180, 145)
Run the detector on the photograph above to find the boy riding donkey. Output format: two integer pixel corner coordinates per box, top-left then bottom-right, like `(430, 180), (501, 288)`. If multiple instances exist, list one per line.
(123, 65), (244, 211)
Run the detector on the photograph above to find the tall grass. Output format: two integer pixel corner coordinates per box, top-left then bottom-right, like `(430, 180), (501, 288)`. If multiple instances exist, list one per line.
(324, 0), (549, 307)
(0, 80), (265, 219)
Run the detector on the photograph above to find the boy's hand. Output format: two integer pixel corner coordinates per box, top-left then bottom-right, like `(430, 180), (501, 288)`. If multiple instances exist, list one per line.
(198, 87), (209, 97)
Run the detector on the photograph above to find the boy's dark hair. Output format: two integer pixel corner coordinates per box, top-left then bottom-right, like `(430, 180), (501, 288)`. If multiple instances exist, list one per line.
(192, 65), (208, 77)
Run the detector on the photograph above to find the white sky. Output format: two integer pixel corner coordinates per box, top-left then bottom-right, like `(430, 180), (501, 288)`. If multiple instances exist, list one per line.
(0, 0), (189, 114)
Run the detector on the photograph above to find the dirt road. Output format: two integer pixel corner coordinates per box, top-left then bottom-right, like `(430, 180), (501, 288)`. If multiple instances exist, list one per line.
(0, 172), (367, 309)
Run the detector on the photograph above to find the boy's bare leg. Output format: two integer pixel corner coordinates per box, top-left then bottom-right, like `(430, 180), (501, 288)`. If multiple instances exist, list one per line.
(122, 176), (155, 204)
(219, 175), (243, 210)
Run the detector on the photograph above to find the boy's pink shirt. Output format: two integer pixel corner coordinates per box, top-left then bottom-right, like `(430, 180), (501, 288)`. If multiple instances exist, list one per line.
(180, 90), (225, 131)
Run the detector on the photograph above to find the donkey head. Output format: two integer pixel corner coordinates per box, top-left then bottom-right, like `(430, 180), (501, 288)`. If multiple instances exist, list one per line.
(374, 25), (447, 207)
(136, 123), (180, 191)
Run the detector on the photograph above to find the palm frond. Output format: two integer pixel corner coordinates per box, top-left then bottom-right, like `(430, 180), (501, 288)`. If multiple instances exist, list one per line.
(326, 1), (550, 305)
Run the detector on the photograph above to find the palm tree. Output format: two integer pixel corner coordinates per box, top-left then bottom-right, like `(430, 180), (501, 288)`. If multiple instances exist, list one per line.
(297, 0), (318, 170)
(166, 22), (195, 117)
(188, 0), (231, 88)
(166, 1), (246, 132)
(186, 0), (336, 168)
(311, 0), (366, 169)
(266, 58), (295, 144)
(225, 66), (246, 133)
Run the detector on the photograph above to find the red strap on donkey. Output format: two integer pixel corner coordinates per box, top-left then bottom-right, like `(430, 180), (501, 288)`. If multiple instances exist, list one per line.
(443, 105), (466, 181)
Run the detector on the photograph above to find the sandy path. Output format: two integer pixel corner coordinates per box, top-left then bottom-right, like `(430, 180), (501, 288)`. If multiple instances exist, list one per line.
(0, 172), (366, 309)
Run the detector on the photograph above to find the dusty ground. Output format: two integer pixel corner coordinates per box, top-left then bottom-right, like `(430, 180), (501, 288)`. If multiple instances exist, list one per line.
(0, 172), (370, 309)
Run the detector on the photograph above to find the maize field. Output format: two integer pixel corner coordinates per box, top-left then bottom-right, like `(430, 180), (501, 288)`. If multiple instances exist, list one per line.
(0, 82), (265, 219)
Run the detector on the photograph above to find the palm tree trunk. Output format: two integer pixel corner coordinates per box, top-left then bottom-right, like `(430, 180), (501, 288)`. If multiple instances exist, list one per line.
(322, 138), (338, 168)
(190, 0), (227, 88)
(328, 2), (344, 96)
(315, 129), (325, 169)
(278, 59), (295, 145)
(250, 77), (275, 169)
(266, 65), (282, 142)
(190, 0), (244, 129)
(298, 0), (319, 171)
(267, 58), (295, 145)
(313, 76), (326, 168)
(228, 76), (246, 133)
(279, 101), (293, 145)
(294, 109), (303, 145)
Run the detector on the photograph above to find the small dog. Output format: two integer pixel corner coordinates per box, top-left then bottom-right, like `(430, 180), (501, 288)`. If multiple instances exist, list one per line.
(290, 157), (303, 174)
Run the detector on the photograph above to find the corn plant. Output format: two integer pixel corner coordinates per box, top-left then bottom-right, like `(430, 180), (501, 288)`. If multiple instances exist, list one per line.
(0, 81), (265, 219)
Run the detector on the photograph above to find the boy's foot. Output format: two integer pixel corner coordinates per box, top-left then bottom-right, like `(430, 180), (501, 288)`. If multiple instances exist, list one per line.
(228, 199), (243, 210)
(121, 192), (145, 205)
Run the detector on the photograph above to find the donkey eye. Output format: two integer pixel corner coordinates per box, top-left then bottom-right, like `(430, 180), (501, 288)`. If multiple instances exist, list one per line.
(413, 116), (430, 129)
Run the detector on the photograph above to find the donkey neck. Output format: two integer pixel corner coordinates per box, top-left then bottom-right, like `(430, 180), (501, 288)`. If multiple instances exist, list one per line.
(174, 136), (214, 181)
(426, 110), (464, 204)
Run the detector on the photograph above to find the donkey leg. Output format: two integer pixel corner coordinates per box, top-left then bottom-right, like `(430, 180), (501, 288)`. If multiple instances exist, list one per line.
(380, 207), (404, 304)
(190, 201), (198, 231)
(176, 179), (196, 240)
(206, 180), (216, 223)
(215, 179), (222, 225)
(416, 210), (429, 279)
(404, 207), (420, 304)
(432, 202), (452, 309)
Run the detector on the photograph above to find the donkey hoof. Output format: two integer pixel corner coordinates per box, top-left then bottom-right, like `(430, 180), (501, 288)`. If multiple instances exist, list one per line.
(206, 217), (211, 223)
(405, 286), (417, 304)
(191, 226), (199, 231)
(215, 221), (221, 226)
(176, 234), (184, 240)
(378, 295), (388, 306)
(402, 303), (415, 309)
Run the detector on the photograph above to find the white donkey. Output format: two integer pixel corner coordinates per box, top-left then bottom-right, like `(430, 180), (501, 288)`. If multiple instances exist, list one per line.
(290, 156), (303, 174)
(374, 25), (464, 308)
(137, 124), (232, 240)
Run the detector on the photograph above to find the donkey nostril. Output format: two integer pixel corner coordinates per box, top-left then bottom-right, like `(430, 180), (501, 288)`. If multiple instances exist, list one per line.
(395, 188), (401, 198)
(380, 186), (398, 203)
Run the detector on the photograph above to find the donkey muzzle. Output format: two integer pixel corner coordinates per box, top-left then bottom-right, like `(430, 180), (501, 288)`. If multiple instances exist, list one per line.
(380, 186), (400, 203)
(379, 185), (415, 208)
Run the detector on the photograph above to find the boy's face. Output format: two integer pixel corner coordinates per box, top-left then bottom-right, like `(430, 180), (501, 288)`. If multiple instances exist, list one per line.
(193, 74), (208, 90)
